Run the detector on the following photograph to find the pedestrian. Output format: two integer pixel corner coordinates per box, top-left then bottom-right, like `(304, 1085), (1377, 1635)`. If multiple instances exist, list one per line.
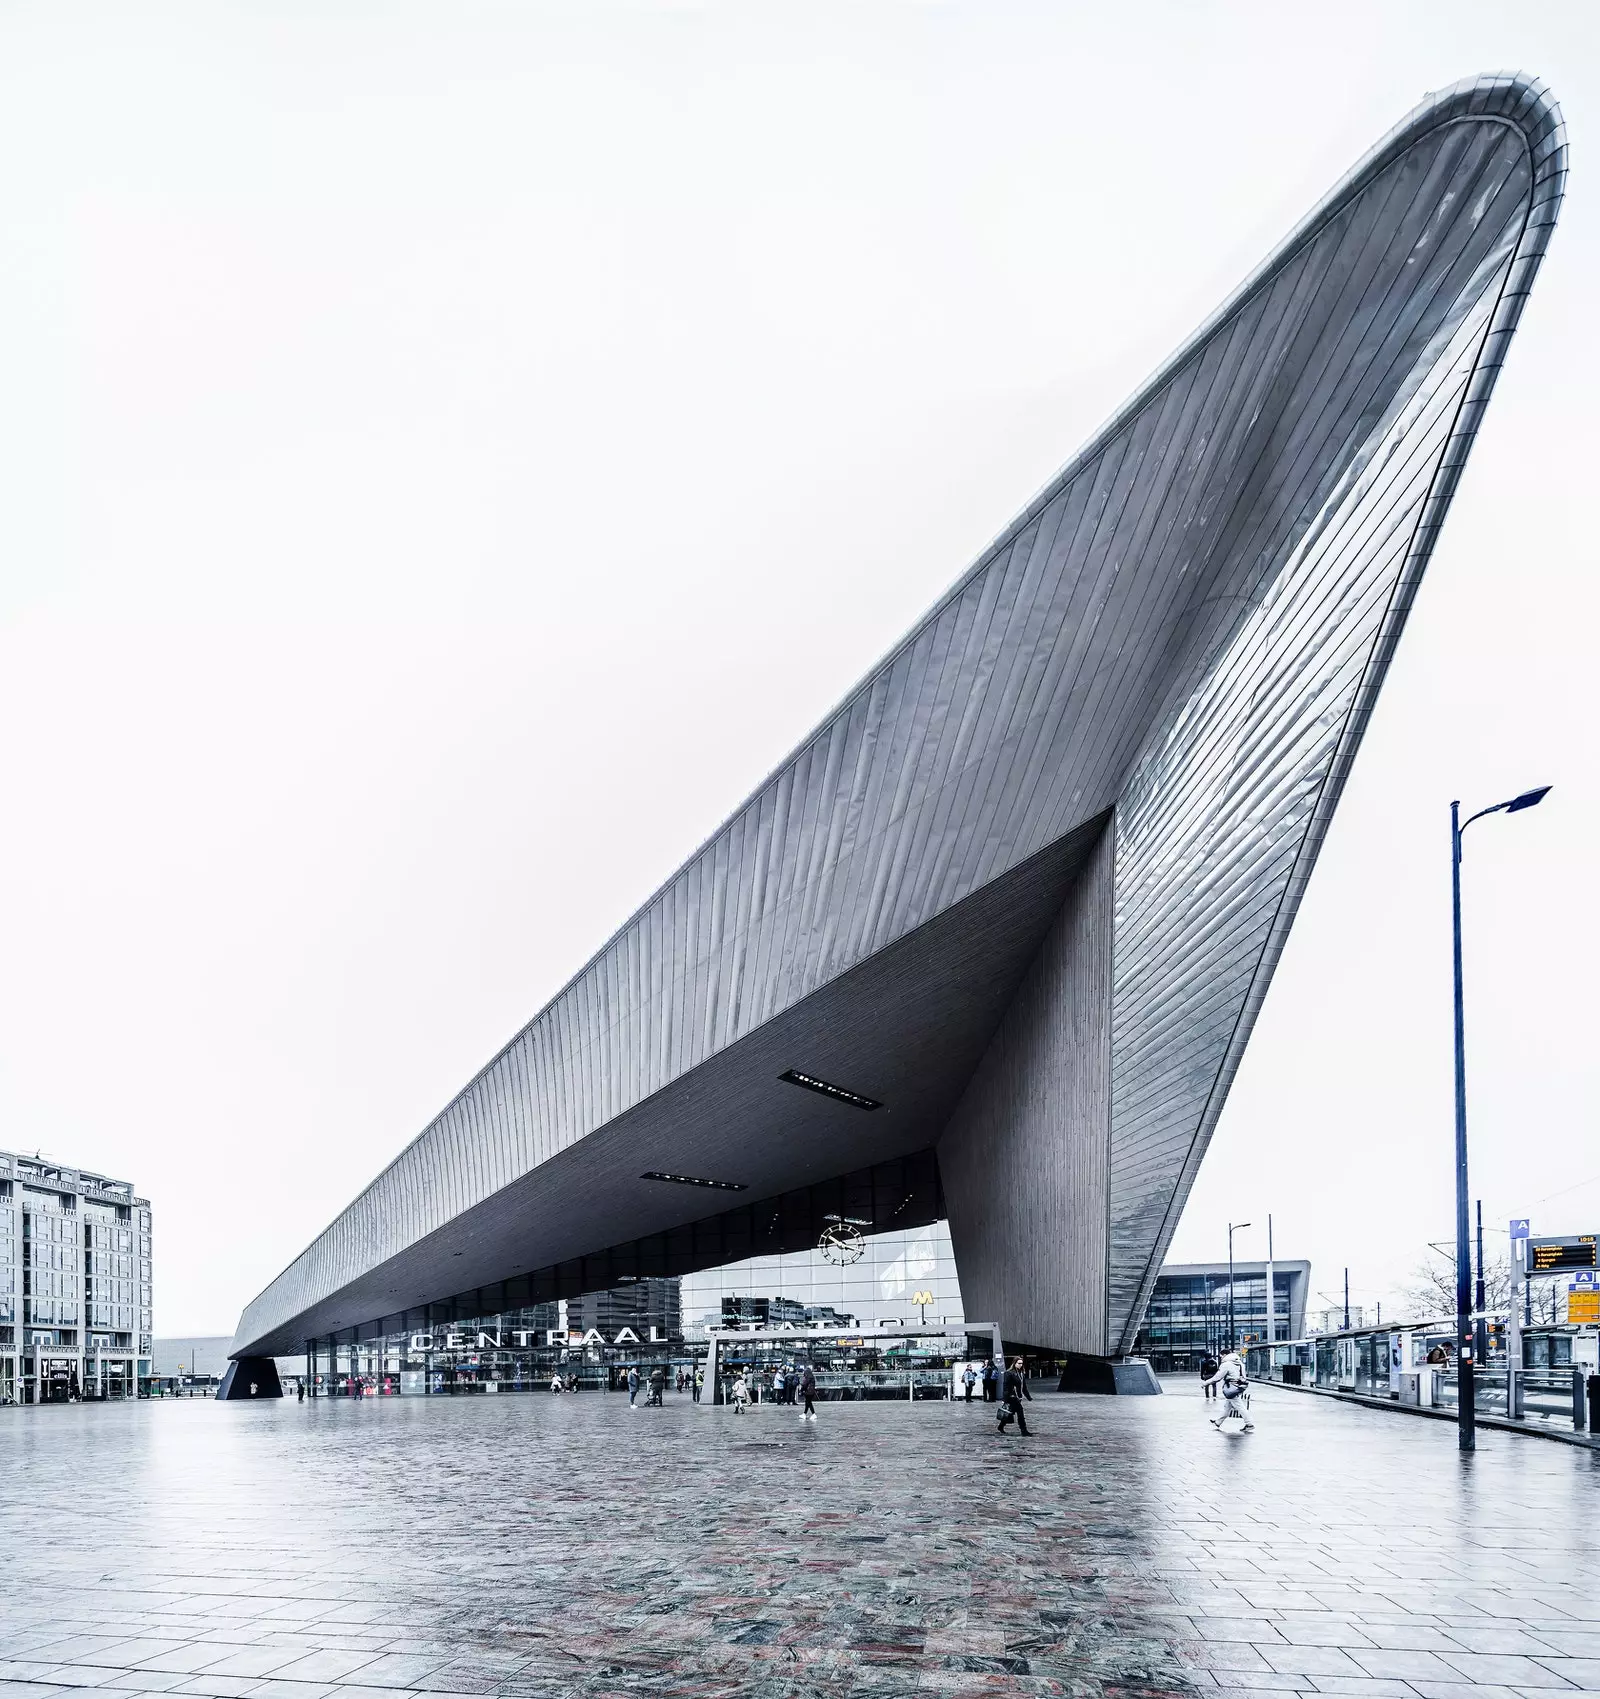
(692, 1367), (703, 1403)
(1200, 1352), (1219, 1401)
(1203, 1348), (1254, 1432)
(961, 1364), (977, 1402)
(800, 1363), (817, 1420)
(297, 1381), (305, 1403)
(996, 1357), (1032, 1436)
(627, 1365), (640, 1406)
(982, 1359), (998, 1402)
(649, 1366), (664, 1407)
(773, 1367), (786, 1406)
(550, 1371), (562, 1394)
(732, 1373), (750, 1415)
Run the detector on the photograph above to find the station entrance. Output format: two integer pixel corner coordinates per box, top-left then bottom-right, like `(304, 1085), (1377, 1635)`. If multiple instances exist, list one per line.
(703, 1323), (1002, 1404)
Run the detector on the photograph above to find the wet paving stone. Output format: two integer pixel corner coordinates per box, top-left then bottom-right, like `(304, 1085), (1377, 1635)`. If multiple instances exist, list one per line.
(2, 1383), (1598, 1696)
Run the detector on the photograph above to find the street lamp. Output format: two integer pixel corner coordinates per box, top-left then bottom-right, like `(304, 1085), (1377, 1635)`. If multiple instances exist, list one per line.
(1227, 1221), (1252, 1351)
(1450, 784), (1550, 1454)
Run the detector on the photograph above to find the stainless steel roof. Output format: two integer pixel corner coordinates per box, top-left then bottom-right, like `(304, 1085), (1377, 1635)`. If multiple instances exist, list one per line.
(234, 73), (1564, 1360)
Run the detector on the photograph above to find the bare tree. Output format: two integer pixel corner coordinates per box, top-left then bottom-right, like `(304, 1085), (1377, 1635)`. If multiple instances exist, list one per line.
(1401, 1246), (1513, 1322)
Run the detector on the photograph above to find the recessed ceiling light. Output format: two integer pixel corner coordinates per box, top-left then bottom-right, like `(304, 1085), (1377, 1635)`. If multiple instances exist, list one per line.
(779, 1069), (882, 1111)
(641, 1170), (747, 1192)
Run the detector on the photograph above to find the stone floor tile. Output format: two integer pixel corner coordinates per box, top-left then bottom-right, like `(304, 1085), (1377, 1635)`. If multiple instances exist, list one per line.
(130, 1653), (228, 1678)
(191, 1655), (304, 1684)
(1438, 1656), (1579, 1689)
(262, 1660), (376, 1687)
(1451, 1632), (1575, 1658)
(1408, 1687), (1538, 1699)
(1532, 1663), (1600, 1691)
(1304, 1680), (1417, 1698)
(170, 1680), (267, 1699)
(240, 1683), (338, 1699)
(1260, 1648), (1365, 1678)
(1274, 1622), (1379, 1650)
(1350, 1650), (1460, 1680)
(15, 1670), (121, 1690)
(336, 1659), (447, 1689)
(1193, 1621), (1290, 1646)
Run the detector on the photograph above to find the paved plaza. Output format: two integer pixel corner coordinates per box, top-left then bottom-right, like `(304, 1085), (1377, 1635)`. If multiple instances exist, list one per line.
(2, 1382), (1598, 1699)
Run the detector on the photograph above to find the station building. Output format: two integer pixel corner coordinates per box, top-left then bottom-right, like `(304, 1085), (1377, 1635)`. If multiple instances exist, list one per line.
(227, 76), (1567, 1398)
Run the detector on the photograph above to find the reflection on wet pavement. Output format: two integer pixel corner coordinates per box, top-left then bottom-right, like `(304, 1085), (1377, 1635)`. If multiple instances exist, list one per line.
(3, 1381), (1598, 1696)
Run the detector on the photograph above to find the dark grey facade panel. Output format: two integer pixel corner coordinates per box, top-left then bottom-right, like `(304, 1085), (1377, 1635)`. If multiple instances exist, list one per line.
(234, 75), (1564, 1361)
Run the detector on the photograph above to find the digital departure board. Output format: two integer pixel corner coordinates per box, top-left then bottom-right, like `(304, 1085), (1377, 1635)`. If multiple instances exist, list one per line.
(1527, 1235), (1597, 1273)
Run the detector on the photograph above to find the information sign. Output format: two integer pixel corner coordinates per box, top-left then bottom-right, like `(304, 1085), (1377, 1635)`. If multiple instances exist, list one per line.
(1527, 1235), (1597, 1274)
(1510, 1218), (1530, 1240)
(1568, 1282), (1600, 1325)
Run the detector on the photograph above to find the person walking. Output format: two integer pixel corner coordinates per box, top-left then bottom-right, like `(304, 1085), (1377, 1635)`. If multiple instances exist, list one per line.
(692, 1367), (703, 1403)
(296, 1380), (305, 1403)
(799, 1363), (817, 1420)
(648, 1366), (664, 1407)
(1199, 1352), (1219, 1401)
(996, 1358), (1032, 1436)
(1202, 1348), (1254, 1432)
(732, 1372), (750, 1415)
(627, 1365), (640, 1407)
(982, 1359), (998, 1402)
(961, 1364), (977, 1403)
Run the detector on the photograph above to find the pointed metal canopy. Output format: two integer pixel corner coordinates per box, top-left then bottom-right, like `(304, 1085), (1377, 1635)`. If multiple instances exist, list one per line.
(233, 74), (1566, 1363)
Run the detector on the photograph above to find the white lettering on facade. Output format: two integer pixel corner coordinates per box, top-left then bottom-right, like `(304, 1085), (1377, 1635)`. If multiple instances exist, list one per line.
(613, 1326), (639, 1344)
(409, 1333), (434, 1351)
(445, 1332), (466, 1349)
(476, 1331), (501, 1349)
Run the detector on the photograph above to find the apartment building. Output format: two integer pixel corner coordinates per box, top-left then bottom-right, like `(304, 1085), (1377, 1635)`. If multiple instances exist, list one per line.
(0, 1149), (152, 1404)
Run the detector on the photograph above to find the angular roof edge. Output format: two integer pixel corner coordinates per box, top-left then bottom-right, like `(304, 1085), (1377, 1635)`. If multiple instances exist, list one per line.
(242, 73), (1567, 1324)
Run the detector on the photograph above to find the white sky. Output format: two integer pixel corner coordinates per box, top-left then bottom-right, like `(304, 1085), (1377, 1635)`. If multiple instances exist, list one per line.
(2, 2), (1595, 1337)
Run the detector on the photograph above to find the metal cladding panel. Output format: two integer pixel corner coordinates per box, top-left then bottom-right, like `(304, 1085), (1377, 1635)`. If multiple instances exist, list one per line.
(234, 75), (1564, 1359)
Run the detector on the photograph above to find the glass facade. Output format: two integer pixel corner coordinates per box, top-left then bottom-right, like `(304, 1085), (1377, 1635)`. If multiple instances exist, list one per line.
(301, 1223), (977, 1399)
(681, 1223), (964, 1337)
(1134, 1271), (1297, 1373)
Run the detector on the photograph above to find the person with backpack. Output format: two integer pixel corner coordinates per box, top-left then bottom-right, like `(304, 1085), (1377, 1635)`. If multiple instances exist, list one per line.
(961, 1364), (977, 1402)
(799, 1363), (817, 1420)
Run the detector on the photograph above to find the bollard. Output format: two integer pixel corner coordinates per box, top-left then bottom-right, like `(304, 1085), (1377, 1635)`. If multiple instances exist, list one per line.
(1588, 1374), (1600, 1435)
(1573, 1367), (1587, 1433)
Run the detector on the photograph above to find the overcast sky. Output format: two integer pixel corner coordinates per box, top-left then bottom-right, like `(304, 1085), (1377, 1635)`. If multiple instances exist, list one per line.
(2, 2), (1596, 1338)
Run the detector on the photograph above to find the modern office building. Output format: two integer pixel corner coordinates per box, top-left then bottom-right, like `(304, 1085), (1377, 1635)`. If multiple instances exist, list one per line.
(1133, 1261), (1311, 1372)
(227, 75), (1566, 1396)
(0, 1148), (152, 1404)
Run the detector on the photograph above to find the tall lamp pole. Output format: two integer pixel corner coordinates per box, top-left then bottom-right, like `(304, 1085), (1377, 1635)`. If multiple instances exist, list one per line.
(1451, 784), (1550, 1454)
(1227, 1221), (1252, 1351)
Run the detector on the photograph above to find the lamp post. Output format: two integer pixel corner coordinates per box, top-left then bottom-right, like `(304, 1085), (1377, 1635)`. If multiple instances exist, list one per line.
(1450, 784), (1550, 1454)
(1227, 1221), (1252, 1351)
